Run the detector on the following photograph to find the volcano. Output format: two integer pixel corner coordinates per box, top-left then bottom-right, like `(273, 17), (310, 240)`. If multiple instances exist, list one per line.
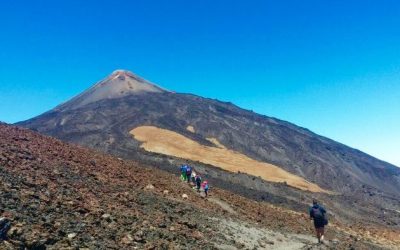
(18, 70), (400, 227)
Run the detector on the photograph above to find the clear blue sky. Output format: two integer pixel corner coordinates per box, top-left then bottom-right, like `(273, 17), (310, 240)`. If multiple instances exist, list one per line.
(0, 0), (399, 166)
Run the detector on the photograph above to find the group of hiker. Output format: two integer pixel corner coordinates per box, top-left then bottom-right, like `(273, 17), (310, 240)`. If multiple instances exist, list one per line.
(179, 163), (328, 244)
(179, 164), (209, 197)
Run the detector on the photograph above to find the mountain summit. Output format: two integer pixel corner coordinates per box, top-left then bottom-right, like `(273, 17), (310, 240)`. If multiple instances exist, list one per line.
(56, 70), (167, 111)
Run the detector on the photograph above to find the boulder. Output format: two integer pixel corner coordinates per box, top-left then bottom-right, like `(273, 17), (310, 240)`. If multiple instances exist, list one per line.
(145, 184), (155, 190)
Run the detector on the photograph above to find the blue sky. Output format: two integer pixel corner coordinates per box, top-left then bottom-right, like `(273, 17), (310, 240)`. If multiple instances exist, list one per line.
(0, 0), (399, 166)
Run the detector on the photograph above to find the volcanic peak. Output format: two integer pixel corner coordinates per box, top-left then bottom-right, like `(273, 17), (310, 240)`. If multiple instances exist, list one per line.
(108, 69), (143, 81)
(54, 69), (167, 111)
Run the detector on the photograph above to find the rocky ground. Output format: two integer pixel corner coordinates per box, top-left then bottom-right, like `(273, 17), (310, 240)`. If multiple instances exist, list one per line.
(0, 124), (399, 249)
(127, 148), (400, 231)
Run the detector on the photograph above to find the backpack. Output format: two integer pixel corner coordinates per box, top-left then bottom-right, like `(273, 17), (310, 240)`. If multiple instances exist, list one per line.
(323, 213), (329, 225)
(312, 207), (323, 219)
(186, 166), (192, 174)
(180, 165), (187, 173)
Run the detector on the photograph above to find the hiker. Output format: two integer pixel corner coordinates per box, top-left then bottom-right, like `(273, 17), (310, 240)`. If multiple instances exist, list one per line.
(0, 217), (11, 241)
(185, 165), (192, 183)
(191, 170), (197, 185)
(309, 199), (328, 243)
(180, 165), (187, 181)
(201, 180), (209, 197)
(195, 175), (202, 191)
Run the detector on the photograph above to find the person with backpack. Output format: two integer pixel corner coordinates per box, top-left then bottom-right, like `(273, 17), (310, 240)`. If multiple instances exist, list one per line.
(180, 165), (187, 181)
(185, 165), (192, 183)
(309, 199), (328, 243)
(201, 181), (209, 197)
(195, 175), (202, 191)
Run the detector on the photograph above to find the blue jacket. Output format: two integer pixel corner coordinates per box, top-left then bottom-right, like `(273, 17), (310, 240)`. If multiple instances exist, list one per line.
(180, 165), (187, 173)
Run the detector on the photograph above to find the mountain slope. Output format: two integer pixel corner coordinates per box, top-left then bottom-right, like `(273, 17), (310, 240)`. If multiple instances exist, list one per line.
(18, 70), (400, 197)
(131, 125), (326, 193)
(17, 70), (400, 234)
(1, 124), (399, 249)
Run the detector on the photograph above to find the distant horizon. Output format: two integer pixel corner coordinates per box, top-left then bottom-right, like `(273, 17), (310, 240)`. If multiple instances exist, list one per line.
(1, 1), (399, 167)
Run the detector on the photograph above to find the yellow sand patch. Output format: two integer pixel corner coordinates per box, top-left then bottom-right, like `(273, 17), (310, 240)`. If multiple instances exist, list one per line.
(186, 125), (195, 133)
(206, 137), (227, 149)
(130, 126), (328, 193)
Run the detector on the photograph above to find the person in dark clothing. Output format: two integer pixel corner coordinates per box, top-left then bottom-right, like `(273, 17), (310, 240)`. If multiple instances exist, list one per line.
(309, 199), (327, 243)
(185, 165), (192, 183)
(195, 175), (202, 191)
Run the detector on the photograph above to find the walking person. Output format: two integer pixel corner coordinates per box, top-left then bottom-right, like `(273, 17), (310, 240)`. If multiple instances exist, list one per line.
(201, 181), (209, 197)
(195, 175), (202, 191)
(309, 199), (328, 243)
(185, 165), (192, 183)
(180, 164), (187, 181)
(191, 170), (197, 185)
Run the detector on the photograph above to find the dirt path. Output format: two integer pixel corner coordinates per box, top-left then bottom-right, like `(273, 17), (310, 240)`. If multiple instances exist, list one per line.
(208, 198), (237, 215)
(212, 217), (328, 250)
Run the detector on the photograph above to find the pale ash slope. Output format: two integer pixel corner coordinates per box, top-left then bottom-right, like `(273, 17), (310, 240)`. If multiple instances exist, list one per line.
(55, 70), (167, 111)
(131, 126), (327, 193)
